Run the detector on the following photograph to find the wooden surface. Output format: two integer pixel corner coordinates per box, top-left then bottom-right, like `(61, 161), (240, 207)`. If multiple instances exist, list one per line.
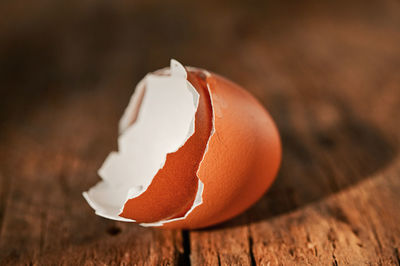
(1, 0), (400, 265)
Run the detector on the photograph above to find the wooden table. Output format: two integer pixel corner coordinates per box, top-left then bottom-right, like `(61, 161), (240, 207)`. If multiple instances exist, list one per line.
(1, 0), (399, 264)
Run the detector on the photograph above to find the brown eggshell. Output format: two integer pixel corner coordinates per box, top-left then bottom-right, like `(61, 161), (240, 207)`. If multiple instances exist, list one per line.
(161, 71), (281, 229)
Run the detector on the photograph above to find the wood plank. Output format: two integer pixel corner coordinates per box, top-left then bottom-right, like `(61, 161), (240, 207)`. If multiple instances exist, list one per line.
(0, 0), (399, 265)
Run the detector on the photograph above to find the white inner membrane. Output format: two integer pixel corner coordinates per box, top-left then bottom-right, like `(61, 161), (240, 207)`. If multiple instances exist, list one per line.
(83, 60), (205, 224)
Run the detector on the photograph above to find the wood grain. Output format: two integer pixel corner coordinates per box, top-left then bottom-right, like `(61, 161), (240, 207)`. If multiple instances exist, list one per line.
(1, 0), (400, 265)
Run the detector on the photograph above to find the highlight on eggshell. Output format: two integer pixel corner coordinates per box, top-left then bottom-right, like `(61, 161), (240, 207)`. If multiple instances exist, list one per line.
(83, 59), (282, 229)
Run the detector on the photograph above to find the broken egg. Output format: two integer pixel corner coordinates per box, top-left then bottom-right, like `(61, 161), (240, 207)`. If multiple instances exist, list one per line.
(83, 60), (281, 229)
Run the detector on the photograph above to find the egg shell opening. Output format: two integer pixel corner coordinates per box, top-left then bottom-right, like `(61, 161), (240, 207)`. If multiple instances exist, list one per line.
(83, 60), (203, 223)
(120, 70), (213, 223)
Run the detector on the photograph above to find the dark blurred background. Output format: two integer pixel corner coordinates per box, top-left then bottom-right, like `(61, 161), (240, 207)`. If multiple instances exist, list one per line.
(1, 0), (399, 126)
(1, 0), (400, 264)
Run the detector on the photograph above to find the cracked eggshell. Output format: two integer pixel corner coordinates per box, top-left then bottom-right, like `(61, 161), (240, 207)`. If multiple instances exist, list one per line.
(83, 61), (202, 223)
(83, 60), (281, 229)
(160, 71), (282, 229)
(119, 70), (213, 223)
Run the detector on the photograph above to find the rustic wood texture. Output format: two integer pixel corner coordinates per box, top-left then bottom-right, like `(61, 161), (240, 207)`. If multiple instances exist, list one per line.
(1, 0), (400, 265)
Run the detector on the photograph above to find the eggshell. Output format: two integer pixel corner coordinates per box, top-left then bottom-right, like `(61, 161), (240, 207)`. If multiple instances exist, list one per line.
(83, 62), (201, 222)
(160, 70), (281, 229)
(119, 71), (213, 223)
(83, 60), (281, 229)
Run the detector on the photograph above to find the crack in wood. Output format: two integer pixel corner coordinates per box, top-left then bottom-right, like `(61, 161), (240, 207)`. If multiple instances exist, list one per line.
(180, 230), (191, 266)
(248, 234), (256, 266)
(328, 228), (338, 265)
(332, 253), (338, 266)
(394, 247), (400, 266)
